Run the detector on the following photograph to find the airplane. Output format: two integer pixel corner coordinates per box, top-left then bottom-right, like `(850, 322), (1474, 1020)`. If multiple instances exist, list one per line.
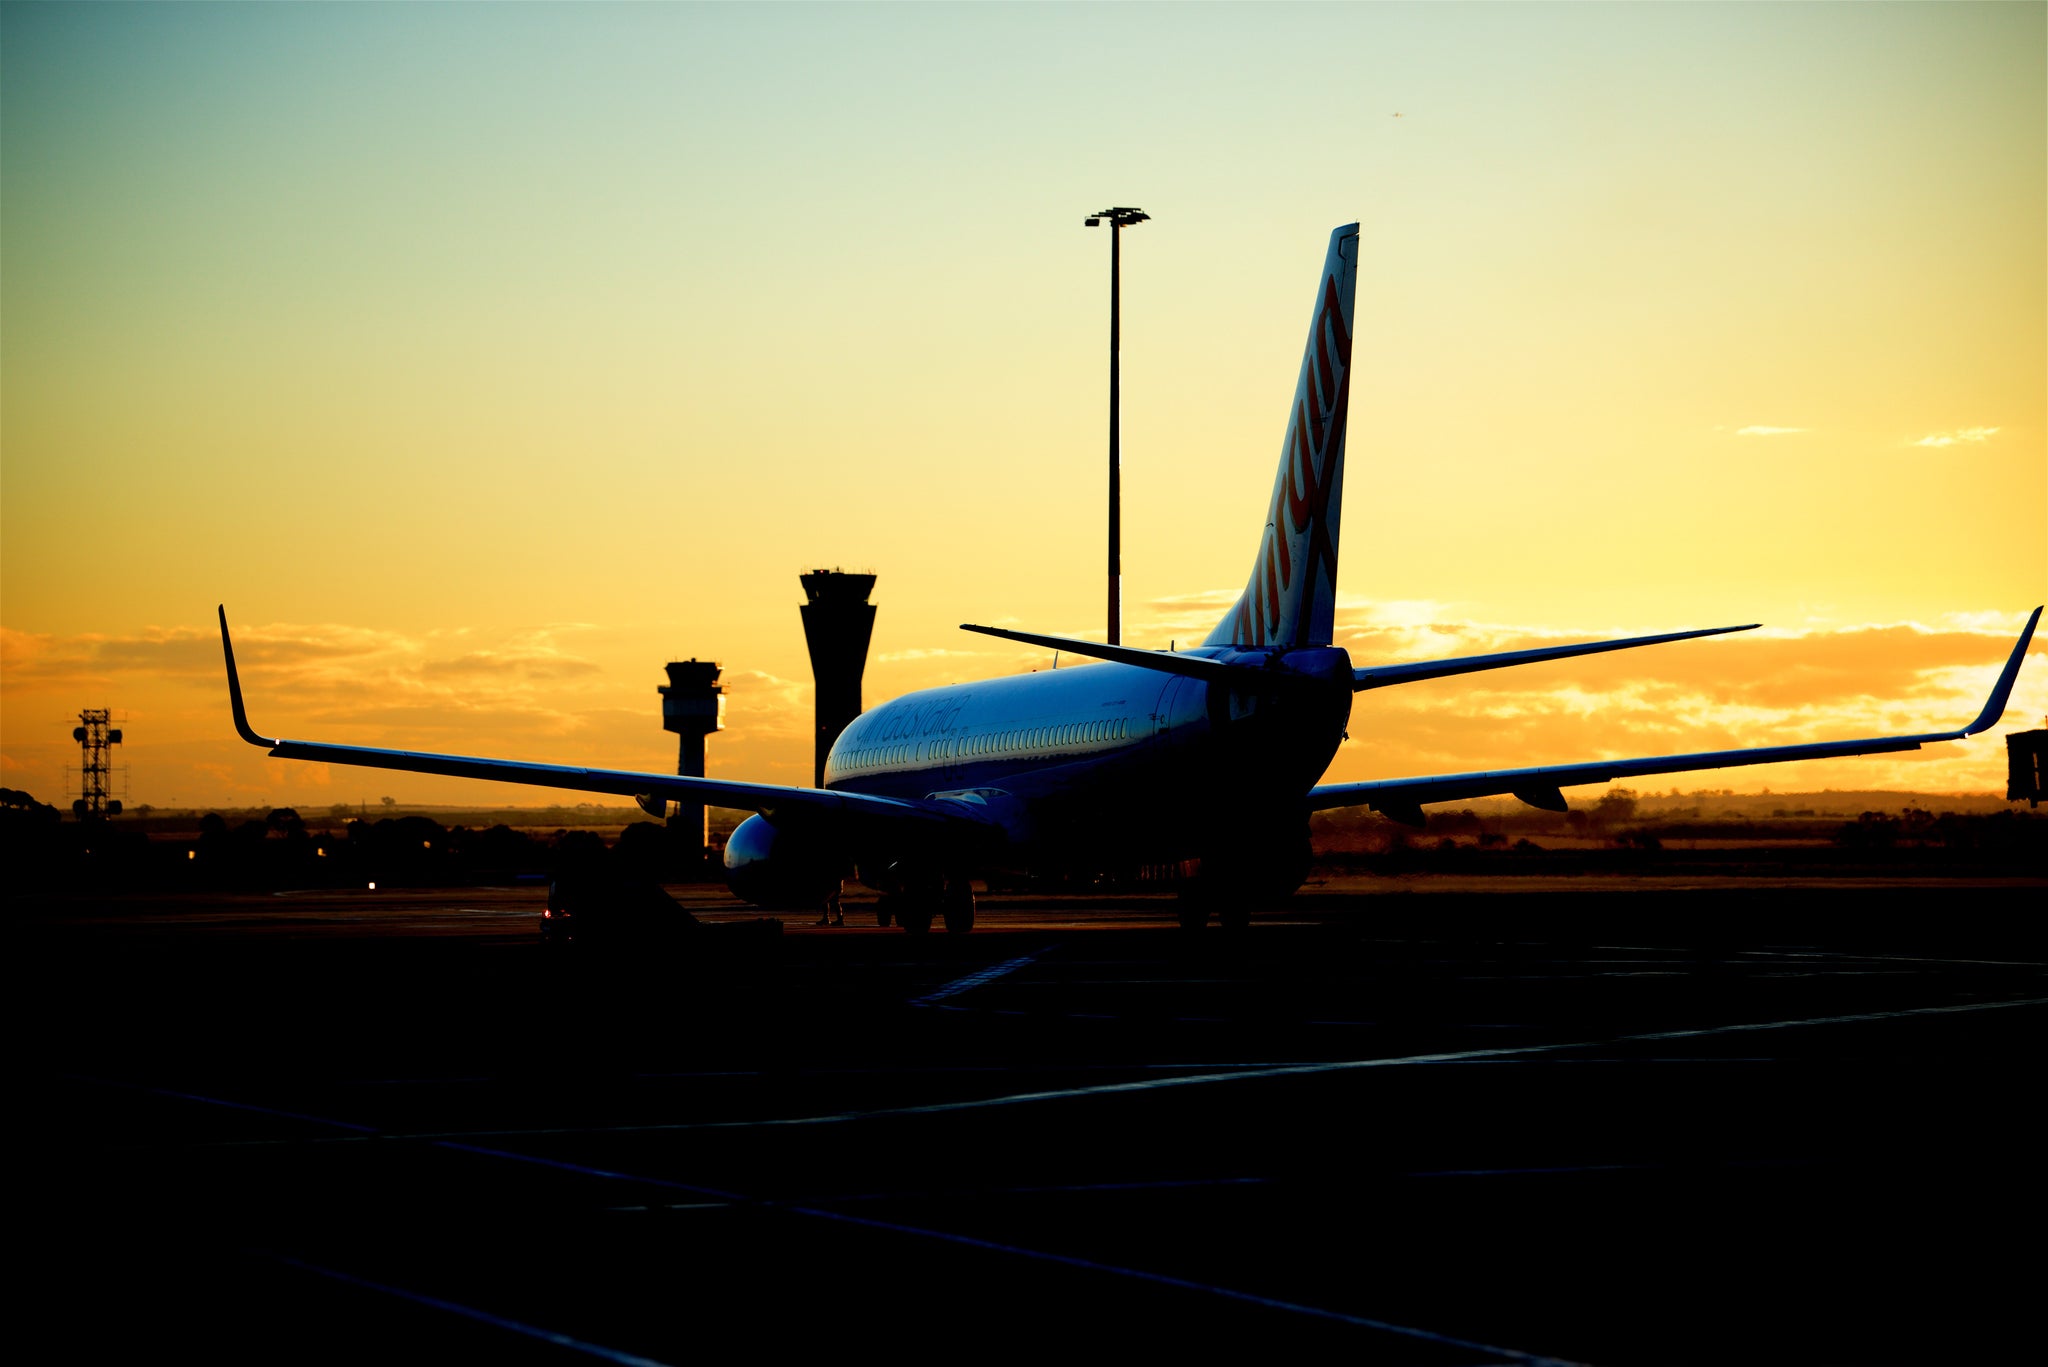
(219, 224), (2040, 934)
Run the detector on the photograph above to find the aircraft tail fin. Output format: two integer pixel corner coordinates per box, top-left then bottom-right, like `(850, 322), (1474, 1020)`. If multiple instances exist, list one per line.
(1204, 224), (1359, 649)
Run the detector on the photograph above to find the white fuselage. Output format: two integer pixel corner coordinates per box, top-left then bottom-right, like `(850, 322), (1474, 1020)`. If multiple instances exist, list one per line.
(822, 647), (1353, 870)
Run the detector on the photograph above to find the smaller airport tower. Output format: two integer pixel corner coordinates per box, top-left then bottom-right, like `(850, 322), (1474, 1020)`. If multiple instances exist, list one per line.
(71, 708), (124, 819)
(659, 660), (724, 854)
(800, 569), (877, 788)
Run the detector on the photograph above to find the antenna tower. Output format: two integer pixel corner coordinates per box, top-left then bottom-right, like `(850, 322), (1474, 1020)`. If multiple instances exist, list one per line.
(71, 709), (125, 819)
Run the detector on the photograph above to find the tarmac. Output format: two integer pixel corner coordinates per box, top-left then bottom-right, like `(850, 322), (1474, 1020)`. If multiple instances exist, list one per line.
(22, 876), (2047, 1364)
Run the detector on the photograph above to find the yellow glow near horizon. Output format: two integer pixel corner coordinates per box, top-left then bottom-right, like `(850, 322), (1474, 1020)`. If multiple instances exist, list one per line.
(3, 4), (2042, 810)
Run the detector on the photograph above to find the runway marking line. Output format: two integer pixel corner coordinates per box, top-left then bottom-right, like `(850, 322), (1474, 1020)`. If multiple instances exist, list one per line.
(63, 1078), (381, 1135)
(427, 1141), (1586, 1367)
(125, 993), (2048, 1151)
(910, 944), (1058, 1006)
(778, 1201), (1585, 1366)
(605, 1175), (1275, 1212)
(254, 1250), (677, 1366)
(94, 1083), (1583, 1365)
(306, 991), (2048, 1143)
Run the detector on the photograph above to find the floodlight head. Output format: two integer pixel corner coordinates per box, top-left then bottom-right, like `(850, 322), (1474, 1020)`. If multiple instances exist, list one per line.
(1084, 218), (1100, 226)
(1088, 206), (1149, 228)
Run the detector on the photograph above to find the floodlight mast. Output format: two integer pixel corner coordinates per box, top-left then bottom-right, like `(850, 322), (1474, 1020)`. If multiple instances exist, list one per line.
(1085, 206), (1148, 646)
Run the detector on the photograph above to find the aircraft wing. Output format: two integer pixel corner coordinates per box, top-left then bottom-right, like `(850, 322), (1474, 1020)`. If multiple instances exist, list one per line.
(218, 609), (999, 837)
(1313, 607), (2040, 826)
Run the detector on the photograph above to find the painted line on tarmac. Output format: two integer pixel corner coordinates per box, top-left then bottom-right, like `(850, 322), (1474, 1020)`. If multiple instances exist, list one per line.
(420, 1143), (1582, 1366)
(1405, 1158), (1811, 1178)
(64, 1080), (1591, 1363)
(877, 993), (2048, 1117)
(911, 945), (1059, 1005)
(783, 1201), (1586, 1365)
(346, 993), (2048, 1141)
(605, 1175), (1274, 1213)
(1405, 1163), (1658, 1179)
(827, 1174), (1276, 1204)
(1752, 949), (2048, 970)
(631, 1060), (1333, 1078)
(106, 994), (2048, 1154)
(255, 1250), (676, 1366)
(47, 1074), (1589, 1361)
(66, 1075), (379, 1134)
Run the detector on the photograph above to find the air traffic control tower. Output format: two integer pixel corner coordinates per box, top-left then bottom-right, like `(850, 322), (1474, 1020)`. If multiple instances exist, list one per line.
(659, 659), (724, 855)
(800, 570), (877, 788)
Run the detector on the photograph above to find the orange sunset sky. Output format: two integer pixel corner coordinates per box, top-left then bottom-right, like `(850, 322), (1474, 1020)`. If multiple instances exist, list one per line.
(3, 3), (2043, 810)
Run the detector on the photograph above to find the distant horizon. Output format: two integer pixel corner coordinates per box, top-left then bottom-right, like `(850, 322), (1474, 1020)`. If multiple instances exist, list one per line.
(45, 783), (2034, 820)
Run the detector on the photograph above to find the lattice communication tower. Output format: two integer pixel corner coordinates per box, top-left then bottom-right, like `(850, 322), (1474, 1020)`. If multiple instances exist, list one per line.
(71, 709), (125, 818)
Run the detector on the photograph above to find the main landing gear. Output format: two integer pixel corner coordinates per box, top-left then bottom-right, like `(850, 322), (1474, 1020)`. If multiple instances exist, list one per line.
(873, 874), (976, 935)
(1175, 896), (1251, 934)
(1177, 828), (1310, 933)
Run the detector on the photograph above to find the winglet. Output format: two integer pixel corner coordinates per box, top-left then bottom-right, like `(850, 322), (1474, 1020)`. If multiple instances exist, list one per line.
(1959, 605), (2041, 736)
(218, 605), (277, 748)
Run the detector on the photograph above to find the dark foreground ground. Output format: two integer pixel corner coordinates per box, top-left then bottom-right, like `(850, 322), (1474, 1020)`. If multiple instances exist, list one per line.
(22, 876), (2047, 1365)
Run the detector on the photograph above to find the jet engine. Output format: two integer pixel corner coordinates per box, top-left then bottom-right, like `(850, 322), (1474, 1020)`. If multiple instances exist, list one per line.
(722, 814), (844, 910)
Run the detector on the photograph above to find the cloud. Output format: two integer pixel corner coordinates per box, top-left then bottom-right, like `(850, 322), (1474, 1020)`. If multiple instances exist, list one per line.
(420, 651), (602, 681)
(8, 608), (2038, 807)
(1735, 425), (1806, 437)
(0, 621), (417, 696)
(1330, 611), (2044, 795)
(1911, 426), (2000, 448)
(1147, 590), (1241, 611)
(874, 648), (987, 663)
(1333, 596), (1460, 631)
(716, 669), (810, 740)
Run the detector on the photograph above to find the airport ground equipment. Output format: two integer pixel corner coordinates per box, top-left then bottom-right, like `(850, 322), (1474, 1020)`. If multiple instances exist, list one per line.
(799, 569), (876, 789)
(217, 224), (2042, 934)
(70, 709), (124, 819)
(659, 660), (723, 856)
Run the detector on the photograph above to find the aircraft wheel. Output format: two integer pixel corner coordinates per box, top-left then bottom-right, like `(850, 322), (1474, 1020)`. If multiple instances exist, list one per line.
(1218, 906), (1251, 933)
(897, 906), (933, 935)
(1176, 901), (1209, 932)
(875, 894), (895, 928)
(942, 887), (975, 935)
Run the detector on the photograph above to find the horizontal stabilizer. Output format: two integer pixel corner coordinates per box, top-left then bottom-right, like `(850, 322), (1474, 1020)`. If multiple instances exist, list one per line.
(959, 624), (1325, 694)
(1314, 606), (2040, 819)
(1353, 623), (1758, 692)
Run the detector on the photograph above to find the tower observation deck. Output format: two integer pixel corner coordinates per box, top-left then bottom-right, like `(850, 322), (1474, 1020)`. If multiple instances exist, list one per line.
(659, 659), (724, 856)
(799, 570), (876, 788)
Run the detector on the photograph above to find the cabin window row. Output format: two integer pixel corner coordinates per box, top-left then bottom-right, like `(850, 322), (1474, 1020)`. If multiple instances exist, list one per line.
(950, 717), (1131, 758)
(843, 742), (918, 771)
(842, 717), (1132, 770)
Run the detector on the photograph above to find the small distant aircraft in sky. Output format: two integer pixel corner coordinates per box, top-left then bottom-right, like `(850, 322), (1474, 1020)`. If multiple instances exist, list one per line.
(220, 225), (2039, 932)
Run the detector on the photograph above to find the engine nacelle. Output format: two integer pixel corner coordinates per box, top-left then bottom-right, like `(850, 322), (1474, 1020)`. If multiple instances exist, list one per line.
(723, 814), (843, 909)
